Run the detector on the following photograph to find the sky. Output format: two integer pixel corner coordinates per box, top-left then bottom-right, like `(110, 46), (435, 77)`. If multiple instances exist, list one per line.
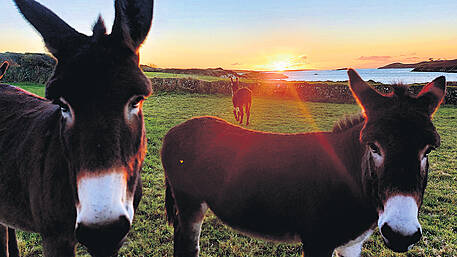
(1, 0), (457, 70)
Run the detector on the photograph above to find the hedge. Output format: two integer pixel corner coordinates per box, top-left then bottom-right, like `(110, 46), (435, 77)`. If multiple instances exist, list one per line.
(0, 52), (56, 84)
(150, 78), (457, 105)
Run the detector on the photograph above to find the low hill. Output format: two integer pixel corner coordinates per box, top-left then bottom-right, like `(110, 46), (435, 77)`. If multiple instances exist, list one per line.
(378, 62), (420, 69)
(412, 59), (457, 72)
(141, 65), (289, 80)
(379, 59), (457, 72)
(239, 71), (288, 80)
(140, 66), (238, 78)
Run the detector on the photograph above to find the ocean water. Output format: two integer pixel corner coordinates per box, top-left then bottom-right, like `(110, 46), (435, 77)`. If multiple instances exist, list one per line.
(277, 68), (457, 84)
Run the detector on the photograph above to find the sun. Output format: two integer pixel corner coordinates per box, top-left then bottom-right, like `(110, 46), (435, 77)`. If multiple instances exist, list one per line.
(270, 61), (290, 71)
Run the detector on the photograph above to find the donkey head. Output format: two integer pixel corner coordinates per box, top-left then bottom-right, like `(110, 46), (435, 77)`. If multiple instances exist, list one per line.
(15, 0), (153, 255)
(0, 61), (8, 79)
(348, 69), (445, 252)
(230, 77), (239, 95)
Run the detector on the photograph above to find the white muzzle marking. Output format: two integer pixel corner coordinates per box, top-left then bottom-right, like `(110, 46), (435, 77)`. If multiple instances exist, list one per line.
(76, 171), (134, 227)
(378, 195), (421, 238)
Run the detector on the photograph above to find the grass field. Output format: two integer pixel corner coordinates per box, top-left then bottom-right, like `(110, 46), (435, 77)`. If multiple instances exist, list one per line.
(143, 72), (262, 83)
(7, 83), (457, 256)
(144, 72), (227, 82)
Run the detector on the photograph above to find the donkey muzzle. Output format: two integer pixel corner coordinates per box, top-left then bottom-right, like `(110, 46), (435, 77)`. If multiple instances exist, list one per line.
(378, 195), (422, 252)
(380, 222), (422, 252)
(76, 215), (130, 256)
(75, 170), (134, 255)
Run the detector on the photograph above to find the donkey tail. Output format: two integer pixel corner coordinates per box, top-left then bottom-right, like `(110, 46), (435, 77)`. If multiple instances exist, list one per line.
(165, 178), (177, 226)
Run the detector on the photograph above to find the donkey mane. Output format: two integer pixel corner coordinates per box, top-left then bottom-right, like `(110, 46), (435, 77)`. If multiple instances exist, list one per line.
(332, 84), (415, 133)
(332, 114), (365, 133)
(92, 16), (107, 39)
(389, 83), (417, 99)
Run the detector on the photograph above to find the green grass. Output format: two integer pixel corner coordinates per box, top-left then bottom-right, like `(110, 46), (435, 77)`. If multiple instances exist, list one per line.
(8, 82), (46, 96)
(144, 72), (227, 82)
(8, 83), (457, 256)
(144, 72), (264, 83)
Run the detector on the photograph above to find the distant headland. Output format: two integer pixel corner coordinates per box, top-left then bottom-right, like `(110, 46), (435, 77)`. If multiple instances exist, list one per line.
(378, 59), (457, 73)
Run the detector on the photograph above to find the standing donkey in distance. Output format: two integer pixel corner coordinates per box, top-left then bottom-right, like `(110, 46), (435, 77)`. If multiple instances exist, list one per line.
(0, 0), (153, 256)
(230, 77), (252, 125)
(162, 69), (446, 256)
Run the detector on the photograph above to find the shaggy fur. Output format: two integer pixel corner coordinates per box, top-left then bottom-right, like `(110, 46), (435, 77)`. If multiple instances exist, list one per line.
(332, 114), (365, 133)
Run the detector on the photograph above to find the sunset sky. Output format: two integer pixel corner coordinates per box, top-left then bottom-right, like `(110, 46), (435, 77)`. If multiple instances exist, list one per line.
(1, 0), (457, 70)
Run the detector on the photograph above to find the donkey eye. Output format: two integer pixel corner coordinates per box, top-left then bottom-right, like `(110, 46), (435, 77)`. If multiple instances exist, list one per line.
(130, 96), (145, 108)
(54, 99), (70, 113)
(368, 143), (380, 154)
(60, 104), (70, 113)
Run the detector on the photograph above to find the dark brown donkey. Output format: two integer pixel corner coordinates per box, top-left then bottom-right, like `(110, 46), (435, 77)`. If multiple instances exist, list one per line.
(230, 77), (252, 125)
(162, 69), (446, 257)
(0, 0), (153, 256)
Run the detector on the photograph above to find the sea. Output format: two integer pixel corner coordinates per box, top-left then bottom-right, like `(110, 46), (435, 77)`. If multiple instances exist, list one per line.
(274, 68), (457, 84)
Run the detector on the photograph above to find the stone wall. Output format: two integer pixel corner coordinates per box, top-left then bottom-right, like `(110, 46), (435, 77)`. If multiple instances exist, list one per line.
(151, 78), (457, 105)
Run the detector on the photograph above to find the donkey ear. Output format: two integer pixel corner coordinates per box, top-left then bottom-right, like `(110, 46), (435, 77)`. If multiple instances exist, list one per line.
(417, 76), (446, 116)
(0, 61), (8, 79)
(14, 0), (88, 59)
(230, 77), (234, 83)
(347, 69), (385, 115)
(111, 0), (154, 51)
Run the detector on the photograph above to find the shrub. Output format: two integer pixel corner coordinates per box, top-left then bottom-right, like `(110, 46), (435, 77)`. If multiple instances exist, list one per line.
(0, 52), (55, 84)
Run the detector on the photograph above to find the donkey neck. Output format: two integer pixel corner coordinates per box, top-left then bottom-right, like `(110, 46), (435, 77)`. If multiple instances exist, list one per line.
(0, 85), (75, 231)
(329, 122), (367, 195)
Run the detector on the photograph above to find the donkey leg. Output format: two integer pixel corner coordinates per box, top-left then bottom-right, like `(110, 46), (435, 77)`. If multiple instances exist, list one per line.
(233, 108), (238, 121)
(7, 229), (19, 257)
(302, 249), (333, 257)
(245, 104), (251, 126)
(173, 192), (207, 257)
(301, 240), (333, 257)
(334, 241), (363, 257)
(334, 229), (372, 257)
(0, 226), (20, 257)
(239, 108), (244, 124)
(42, 236), (76, 257)
(0, 225), (8, 257)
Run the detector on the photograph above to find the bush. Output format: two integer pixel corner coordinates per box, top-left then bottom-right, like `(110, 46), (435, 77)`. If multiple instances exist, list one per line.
(0, 52), (55, 84)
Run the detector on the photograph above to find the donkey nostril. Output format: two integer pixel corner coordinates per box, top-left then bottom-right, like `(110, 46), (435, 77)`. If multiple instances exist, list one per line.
(411, 228), (422, 244)
(381, 222), (422, 252)
(381, 223), (395, 240)
(75, 215), (130, 253)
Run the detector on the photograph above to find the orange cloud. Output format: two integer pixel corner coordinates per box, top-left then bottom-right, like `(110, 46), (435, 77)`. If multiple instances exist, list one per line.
(357, 56), (392, 61)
